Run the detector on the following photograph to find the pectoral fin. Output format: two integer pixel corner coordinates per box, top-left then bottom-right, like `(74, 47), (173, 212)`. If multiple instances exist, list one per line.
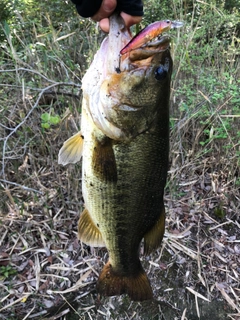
(78, 208), (105, 247)
(58, 131), (83, 166)
(144, 207), (165, 255)
(92, 136), (117, 182)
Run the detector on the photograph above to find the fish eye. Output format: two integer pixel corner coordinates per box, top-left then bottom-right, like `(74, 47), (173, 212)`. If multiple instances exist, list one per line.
(154, 65), (168, 81)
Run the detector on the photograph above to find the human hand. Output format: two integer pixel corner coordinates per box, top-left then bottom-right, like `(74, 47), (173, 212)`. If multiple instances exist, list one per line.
(91, 0), (142, 32)
(72, 0), (143, 32)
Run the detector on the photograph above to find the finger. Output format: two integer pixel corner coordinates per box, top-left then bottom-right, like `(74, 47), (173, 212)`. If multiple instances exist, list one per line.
(120, 12), (142, 29)
(99, 12), (143, 33)
(92, 0), (116, 22)
(99, 18), (110, 33)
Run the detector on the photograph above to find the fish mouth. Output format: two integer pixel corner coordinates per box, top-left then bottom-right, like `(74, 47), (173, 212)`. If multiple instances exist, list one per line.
(106, 15), (172, 73)
(126, 36), (171, 63)
(118, 35), (171, 72)
(119, 18), (183, 59)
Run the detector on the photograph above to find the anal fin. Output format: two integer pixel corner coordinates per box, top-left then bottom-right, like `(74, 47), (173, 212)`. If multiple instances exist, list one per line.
(78, 208), (105, 247)
(97, 261), (153, 301)
(144, 206), (166, 255)
(92, 136), (117, 182)
(58, 131), (83, 166)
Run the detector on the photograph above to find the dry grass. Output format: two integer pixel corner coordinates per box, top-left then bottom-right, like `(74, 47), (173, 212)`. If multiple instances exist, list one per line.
(0, 8), (240, 320)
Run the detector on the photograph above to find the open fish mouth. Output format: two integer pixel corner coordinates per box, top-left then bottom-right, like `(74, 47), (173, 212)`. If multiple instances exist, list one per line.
(119, 20), (183, 69)
(119, 19), (183, 67)
(120, 19), (184, 56)
(122, 36), (172, 65)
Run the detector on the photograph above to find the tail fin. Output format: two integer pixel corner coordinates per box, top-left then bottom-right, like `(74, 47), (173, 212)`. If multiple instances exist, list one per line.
(97, 261), (153, 301)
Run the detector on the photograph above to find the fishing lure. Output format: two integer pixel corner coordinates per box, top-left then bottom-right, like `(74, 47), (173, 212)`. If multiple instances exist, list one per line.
(120, 20), (184, 55)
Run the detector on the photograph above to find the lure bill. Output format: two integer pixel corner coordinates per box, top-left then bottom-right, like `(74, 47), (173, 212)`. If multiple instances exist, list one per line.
(120, 20), (184, 55)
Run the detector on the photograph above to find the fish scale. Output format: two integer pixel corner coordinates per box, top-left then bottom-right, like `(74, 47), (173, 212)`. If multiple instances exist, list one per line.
(59, 14), (174, 301)
(81, 101), (169, 292)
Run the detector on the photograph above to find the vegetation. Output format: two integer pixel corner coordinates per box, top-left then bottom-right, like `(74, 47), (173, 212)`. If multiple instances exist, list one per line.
(0, 0), (239, 319)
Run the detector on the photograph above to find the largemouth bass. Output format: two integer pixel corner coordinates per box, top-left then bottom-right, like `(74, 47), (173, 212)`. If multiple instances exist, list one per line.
(59, 14), (173, 301)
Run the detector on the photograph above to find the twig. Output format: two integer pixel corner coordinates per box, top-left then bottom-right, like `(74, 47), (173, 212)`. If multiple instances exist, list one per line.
(1, 81), (80, 179)
(41, 308), (70, 320)
(0, 294), (31, 312)
(48, 270), (92, 294)
(0, 68), (62, 84)
(181, 308), (187, 320)
(166, 238), (198, 260)
(22, 303), (36, 320)
(60, 294), (81, 317)
(0, 179), (43, 194)
(186, 287), (210, 302)
(216, 283), (240, 313)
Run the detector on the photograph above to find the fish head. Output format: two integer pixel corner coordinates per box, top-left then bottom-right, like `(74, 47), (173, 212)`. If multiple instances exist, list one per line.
(82, 14), (173, 140)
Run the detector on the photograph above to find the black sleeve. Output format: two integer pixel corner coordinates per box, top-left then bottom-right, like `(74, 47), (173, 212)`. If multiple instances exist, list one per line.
(71, 0), (102, 17)
(71, 0), (143, 18)
(116, 0), (143, 16)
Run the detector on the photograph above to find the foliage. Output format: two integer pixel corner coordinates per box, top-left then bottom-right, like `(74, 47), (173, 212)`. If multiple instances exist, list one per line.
(0, 0), (12, 40)
(0, 0), (12, 23)
(41, 111), (61, 129)
(0, 265), (17, 279)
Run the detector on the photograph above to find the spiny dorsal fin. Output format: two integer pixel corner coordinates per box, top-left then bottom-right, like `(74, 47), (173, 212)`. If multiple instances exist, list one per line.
(97, 261), (153, 301)
(78, 208), (105, 247)
(144, 206), (165, 255)
(92, 136), (117, 182)
(58, 131), (83, 166)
